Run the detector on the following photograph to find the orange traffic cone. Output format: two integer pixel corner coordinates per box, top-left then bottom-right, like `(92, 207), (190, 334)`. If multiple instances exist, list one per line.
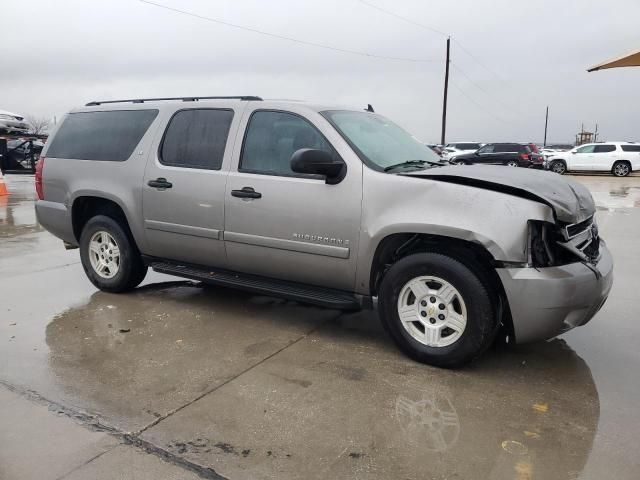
(0, 170), (8, 196)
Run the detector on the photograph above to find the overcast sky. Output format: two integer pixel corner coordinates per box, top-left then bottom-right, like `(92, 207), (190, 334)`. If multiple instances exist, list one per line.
(2, 0), (639, 143)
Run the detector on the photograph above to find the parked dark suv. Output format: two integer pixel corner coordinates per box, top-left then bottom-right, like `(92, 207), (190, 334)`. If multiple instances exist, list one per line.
(452, 143), (543, 168)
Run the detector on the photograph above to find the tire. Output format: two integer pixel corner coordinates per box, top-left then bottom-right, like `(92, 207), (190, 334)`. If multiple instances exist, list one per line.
(612, 161), (631, 177)
(506, 160), (519, 167)
(549, 160), (566, 174)
(79, 215), (147, 292)
(379, 253), (497, 368)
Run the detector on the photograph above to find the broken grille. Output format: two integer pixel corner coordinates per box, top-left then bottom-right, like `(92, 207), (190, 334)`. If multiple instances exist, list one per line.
(559, 216), (600, 264)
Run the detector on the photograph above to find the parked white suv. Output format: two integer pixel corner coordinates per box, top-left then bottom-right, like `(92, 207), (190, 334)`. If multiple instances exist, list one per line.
(548, 142), (640, 177)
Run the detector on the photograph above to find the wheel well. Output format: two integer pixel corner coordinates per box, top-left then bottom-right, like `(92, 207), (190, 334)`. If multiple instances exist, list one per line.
(612, 159), (632, 169)
(71, 196), (129, 242)
(370, 233), (514, 339)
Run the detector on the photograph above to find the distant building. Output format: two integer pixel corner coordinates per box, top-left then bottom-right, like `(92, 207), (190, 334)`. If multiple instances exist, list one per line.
(575, 131), (595, 145)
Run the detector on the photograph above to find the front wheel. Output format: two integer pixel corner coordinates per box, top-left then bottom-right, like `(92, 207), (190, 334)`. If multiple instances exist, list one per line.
(549, 160), (566, 174)
(79, 215), (147, 292)
(379, 253), (497, 367)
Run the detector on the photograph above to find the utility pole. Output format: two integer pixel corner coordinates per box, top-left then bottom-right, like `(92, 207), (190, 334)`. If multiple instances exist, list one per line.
(440, 36), (450, 145)
(543, 106), (549, 147)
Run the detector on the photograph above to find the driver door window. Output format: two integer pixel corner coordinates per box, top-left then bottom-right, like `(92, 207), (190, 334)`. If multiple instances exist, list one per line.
(240, 111), (336, 176)
(576, 145), (596, 154)
(477, 145), (494, 154)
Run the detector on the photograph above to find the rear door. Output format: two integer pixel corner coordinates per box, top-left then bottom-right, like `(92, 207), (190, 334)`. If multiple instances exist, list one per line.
(224, 107), (362, 291)
(592, 144), (617, 171)
(142, 106), (241, 267)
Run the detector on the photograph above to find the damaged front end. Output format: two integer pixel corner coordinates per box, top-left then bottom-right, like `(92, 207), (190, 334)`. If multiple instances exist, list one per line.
(528, 215), (601, 268)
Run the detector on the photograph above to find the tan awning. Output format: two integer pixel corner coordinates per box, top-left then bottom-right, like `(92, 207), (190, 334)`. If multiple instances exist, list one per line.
(588, 49), (640, 72)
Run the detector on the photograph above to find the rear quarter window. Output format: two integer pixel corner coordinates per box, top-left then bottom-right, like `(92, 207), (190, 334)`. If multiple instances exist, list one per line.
(621, 145), (640, 152)
(45, 109), (158, 161)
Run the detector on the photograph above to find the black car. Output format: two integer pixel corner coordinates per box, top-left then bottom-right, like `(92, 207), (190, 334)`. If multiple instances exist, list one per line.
(451, 143), (542, 168)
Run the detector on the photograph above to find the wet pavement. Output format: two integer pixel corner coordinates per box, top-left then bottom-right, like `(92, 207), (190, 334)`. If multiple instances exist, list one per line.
(1, 173), (639, 479)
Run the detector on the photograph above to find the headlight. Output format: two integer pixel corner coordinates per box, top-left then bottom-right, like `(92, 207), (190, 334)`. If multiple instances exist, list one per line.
(527, 220), (596, 267)
(527, 220), (557, 267)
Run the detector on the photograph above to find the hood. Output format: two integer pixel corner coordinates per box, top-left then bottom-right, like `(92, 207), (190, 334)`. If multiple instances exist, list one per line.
(402, 165), (595, 224)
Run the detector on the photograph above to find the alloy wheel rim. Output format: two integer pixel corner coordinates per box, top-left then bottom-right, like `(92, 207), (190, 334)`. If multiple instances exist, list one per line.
(615, 164), (629, 176)
(507, 161), (518, 167)
(552, 162), (565, 173)
(88, 231), (120, 279)
(397, 276), (467, 348)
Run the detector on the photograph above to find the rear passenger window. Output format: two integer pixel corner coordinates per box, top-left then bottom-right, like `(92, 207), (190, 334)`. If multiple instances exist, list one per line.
(240, 110), (337, 176)
(621, 145), (640, 152)
(46, 110), (158, 161)
(160, 109), (233, 170)
(594, 145), (616, 153)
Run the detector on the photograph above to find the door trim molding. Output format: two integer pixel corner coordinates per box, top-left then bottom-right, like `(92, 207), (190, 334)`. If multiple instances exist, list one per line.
(144, 220), (221, 240)
(224, 231), (350, 259)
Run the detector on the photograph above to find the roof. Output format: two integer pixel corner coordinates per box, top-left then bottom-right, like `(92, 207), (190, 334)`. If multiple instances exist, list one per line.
(588, 49), (640, 72)
(72, 97), (362, 114)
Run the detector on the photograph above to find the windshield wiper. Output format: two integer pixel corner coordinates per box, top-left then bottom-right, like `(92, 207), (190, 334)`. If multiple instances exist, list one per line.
(384, 160), (443, 172)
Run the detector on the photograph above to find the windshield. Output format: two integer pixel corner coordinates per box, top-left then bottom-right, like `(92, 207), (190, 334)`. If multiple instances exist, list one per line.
(321, 110), (442, 171)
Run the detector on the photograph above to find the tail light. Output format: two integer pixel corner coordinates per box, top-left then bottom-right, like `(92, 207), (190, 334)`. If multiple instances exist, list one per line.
(519, 153), (529, 161)
(35, 157), (45, 200)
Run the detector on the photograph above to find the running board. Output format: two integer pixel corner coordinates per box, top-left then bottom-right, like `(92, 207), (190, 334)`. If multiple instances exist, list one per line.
(150, 261), (362, 310)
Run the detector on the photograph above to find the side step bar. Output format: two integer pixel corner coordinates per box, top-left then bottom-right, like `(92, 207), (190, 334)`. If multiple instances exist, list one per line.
(150, 261), (363, 310)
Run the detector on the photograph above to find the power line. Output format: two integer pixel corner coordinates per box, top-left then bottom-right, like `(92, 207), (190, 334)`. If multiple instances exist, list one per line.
(138, 0), (440, 63)
(357, 0), (448, 37)
(357, 1), (508, 85)
(450, 62), (516, 114)
(451, 39), (504, 83)
(449, 80), (510, 125)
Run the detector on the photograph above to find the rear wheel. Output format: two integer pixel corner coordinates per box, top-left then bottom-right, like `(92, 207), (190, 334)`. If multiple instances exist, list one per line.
(79, 215), (147, 292)
(550, 160), (566, 174)
(379, 253), (497, 367)
(612, 161), (631, 177)
(506, 160), (519, 167)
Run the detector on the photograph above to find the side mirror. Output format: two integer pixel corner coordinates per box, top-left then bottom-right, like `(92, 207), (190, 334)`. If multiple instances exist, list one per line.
(290, 148), (346, 184)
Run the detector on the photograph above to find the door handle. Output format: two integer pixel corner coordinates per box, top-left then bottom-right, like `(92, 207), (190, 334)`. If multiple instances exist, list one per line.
(148, 178), (173, 189)
(231, 186), (262, 199)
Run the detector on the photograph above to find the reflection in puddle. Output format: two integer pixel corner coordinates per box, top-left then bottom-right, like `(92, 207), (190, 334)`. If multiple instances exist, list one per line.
(0, 175), (43, 238)
(38, 278), (601, 479)
(395, 393), (460, 452)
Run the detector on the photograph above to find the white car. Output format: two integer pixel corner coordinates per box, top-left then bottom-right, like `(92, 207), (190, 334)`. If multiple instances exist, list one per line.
(0, 109), (30, 134)
(548, 142), (640, 177)
(540, 144), (573, 159)
(441, 142), (483, 162)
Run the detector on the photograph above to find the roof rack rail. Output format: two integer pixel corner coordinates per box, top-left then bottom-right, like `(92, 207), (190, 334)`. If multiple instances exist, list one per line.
(85, 96), (263, 106)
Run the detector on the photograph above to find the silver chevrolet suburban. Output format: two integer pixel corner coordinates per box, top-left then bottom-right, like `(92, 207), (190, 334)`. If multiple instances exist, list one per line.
(35, 96), (613, 367)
